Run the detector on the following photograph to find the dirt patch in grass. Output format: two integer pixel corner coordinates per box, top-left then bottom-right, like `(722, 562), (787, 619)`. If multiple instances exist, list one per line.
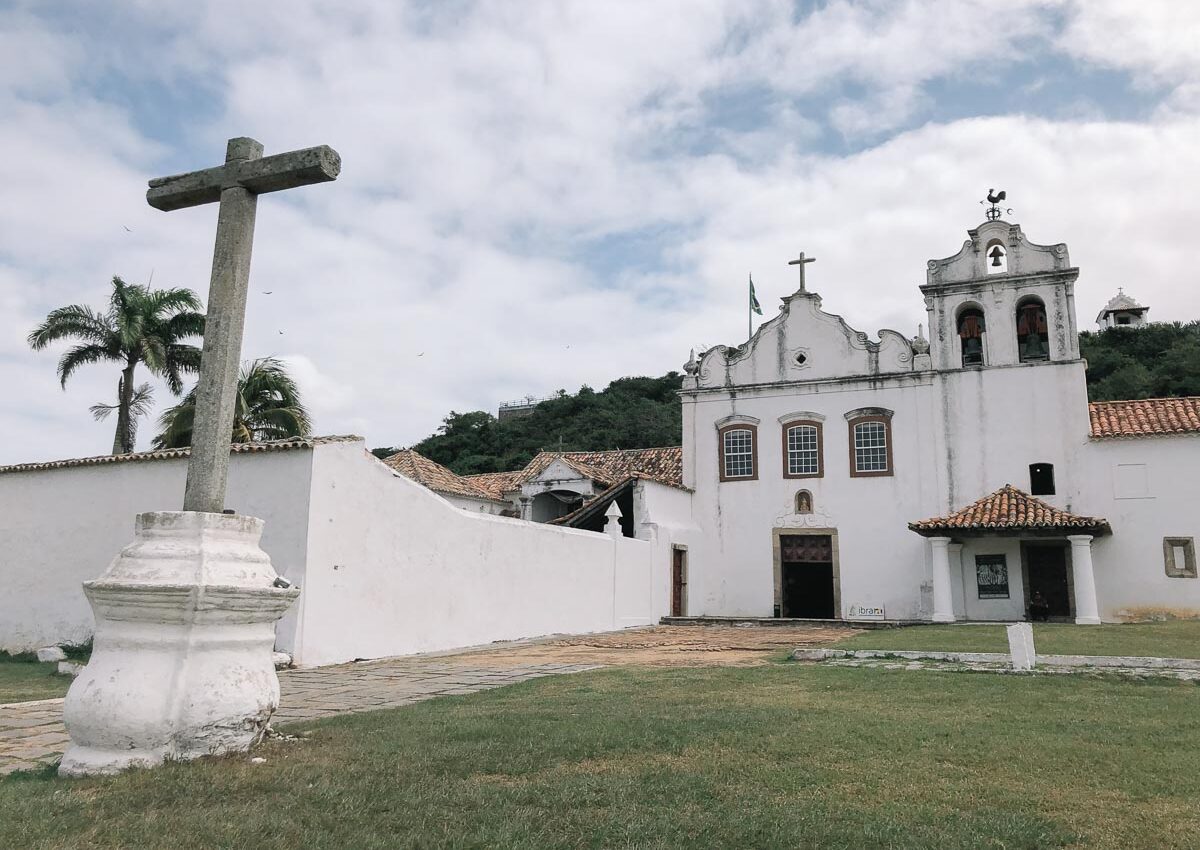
(445, 624), (857, 668)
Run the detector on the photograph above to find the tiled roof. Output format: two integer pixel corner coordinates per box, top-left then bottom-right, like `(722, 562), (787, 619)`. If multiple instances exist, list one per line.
(0, 436), (362, 476)
(909, 485), (1110, 537)
(510, 447), (684, 490)
(461, 470), (524, 500)
(1089, 397), (1200, 438)
(1095, 289), (1146, 322)
(381, 450), (502, 501)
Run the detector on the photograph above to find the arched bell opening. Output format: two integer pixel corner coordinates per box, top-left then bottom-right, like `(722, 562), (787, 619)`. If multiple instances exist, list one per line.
(985, 238), (1008, 274)
(955, 304), (986, 367)
(1016, 296), (1050, 362)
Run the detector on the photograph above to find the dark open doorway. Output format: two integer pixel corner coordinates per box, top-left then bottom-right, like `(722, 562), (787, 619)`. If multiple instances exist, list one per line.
(1024, 543), (1072, 620)
(671, 548), (687, 617)
(780, 534), (835, 619)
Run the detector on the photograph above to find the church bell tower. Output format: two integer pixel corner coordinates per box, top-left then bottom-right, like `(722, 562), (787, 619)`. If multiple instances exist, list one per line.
(920, 216), (1081, 373)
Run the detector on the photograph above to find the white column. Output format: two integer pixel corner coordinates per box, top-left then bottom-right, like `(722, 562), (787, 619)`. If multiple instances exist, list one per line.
(930, 536), (956, 623)
(1068, 534), (1101, 625)
(947, 542), (965, 620)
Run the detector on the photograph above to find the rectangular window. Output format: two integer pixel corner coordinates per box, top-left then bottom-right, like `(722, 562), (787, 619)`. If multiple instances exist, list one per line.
(722, 428), (755, 479)
(786, 424), (820, 476)
(1164, 537), (1197, 578)
(854, 421), (888, 473)
(975, 554), (1009, 599)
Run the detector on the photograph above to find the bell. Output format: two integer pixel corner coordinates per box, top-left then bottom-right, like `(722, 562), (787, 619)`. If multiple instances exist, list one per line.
(963, 336), (983, 365)
(989, 246), (1004, 267)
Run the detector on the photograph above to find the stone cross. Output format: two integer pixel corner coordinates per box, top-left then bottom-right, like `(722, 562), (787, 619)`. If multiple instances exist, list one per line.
(787, 251), (816, 292)
(147, 137), (341, 513)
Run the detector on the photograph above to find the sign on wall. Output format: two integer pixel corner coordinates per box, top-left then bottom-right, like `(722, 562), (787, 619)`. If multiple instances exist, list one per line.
(848, 604), (886, 620)
(975, 554), (1010, 599)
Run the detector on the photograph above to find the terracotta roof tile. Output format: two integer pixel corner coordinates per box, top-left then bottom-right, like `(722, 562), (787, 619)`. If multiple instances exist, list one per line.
(381, 450), (500, 501)
(909, 484), (1110, 537)
(461, 470), (524, 500)
(0, 436), (362, 476)
(1089, 397), (1200, 438)
(509, 447), (684, 489)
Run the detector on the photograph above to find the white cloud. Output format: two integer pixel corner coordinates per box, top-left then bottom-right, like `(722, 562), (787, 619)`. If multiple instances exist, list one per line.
(1, 1), (1198, 467)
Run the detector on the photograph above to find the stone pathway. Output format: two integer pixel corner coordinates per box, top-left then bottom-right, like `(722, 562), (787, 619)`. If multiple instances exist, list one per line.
(0, 623), (856, 776)
(0, 660), (597, 776)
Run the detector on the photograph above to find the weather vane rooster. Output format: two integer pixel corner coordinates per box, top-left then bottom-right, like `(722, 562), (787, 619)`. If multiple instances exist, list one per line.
(981, 189), (1012, 221)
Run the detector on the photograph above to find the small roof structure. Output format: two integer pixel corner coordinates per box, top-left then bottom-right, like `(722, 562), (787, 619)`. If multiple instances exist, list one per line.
(467, 447), (685, 494)
(1088, 397), (1200, 439)
(381, 449), (502, 502)
(1095, 288), (1148, 325)
(909, 484), (1110, 537)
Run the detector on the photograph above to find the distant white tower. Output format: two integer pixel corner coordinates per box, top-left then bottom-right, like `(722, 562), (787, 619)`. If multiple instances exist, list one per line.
(1096, 288), (1149, 329)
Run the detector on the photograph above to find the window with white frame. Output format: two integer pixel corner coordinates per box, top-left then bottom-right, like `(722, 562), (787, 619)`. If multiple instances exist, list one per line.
(722, 428), (755, 479)
(853, 420), (889, 474)
(786, 424), (820, 476)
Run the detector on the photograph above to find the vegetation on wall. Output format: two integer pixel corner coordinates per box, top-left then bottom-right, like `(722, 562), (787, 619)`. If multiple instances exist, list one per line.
(1079, 321), (1200, 401)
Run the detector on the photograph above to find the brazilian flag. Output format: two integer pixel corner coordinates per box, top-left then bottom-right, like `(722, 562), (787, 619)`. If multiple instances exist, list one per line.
(749, 274), (763, 315)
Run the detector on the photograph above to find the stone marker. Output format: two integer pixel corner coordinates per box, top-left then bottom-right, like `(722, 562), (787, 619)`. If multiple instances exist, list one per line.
(1006, 622), (1036, 671)
(36, 646), (66, 663)
(59, 138), (339, 776)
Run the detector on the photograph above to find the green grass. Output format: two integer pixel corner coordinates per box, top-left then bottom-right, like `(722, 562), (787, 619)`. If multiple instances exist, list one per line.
(835, 620), (1200, 658)
(4, 665), (1200, 849)
(0, 659), (71, 704)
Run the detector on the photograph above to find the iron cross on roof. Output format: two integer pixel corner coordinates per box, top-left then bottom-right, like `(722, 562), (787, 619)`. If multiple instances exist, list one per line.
(147, 137), (341, 514)
(787, 251), (816, 292)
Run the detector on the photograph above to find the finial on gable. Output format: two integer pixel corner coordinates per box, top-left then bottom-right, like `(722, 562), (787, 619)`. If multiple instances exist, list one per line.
(980, 188), (1013, 222)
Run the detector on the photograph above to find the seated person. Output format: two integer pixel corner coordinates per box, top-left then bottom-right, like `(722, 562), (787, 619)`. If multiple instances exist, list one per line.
(1028, 591), (1050, 621)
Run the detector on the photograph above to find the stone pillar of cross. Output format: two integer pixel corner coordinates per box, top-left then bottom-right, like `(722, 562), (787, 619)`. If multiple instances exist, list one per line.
(147, 138), (341, 513)
(787, 251), (816, 292)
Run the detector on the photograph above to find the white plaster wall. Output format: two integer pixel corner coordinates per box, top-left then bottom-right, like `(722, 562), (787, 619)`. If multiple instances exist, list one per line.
(292, 442), (655, 666)
(632, 480), (700, 618)
(443, 493), (509, 515)
(1077, 435), (1200, 620)
(681, 375), (942, 621)
(0, 451), (313, 653)
(956, 539), (1027, 621)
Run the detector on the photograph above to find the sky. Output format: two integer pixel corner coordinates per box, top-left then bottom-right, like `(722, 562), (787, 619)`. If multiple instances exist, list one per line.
(2, 0), (1198, 465)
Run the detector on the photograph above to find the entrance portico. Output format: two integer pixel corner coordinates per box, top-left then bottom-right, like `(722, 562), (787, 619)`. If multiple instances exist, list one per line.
(910, 485), (1110, 624)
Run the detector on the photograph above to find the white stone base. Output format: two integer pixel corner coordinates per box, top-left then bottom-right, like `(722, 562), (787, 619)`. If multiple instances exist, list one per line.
(931, 613), (957, 623)
(59, 511), (299, 777)
(1074, 616), (1102, 625)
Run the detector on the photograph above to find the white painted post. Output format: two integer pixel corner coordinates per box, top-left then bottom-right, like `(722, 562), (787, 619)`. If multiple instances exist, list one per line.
(1068, 534), (1101, 625)
(1006, 622), (1036, 671)
(930, 536), (956, 623)
(948, 541), (965, 620)
(604, 501), (624, 539)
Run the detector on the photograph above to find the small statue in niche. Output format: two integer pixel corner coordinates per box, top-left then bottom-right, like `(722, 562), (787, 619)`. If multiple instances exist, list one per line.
(795, 490), (813, 515)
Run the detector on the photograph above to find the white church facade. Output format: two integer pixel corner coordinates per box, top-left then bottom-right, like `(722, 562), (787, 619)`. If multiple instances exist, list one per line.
(677, 218), (1200, 624)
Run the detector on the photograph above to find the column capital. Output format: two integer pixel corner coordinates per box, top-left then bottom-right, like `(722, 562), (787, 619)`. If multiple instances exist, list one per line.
(1066, 534), (1094, 545)
(929, 536), (952, 548)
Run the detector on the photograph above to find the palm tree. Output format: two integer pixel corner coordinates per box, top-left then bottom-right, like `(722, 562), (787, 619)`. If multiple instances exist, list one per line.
(90, 383), (156, 448)
(153, 357), (311, 449)
(28, 276), (205, 454)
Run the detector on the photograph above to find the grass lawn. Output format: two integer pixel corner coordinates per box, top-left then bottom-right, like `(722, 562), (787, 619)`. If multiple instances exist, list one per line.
(4, 665), (1200, 849)
(0, 658), (71, 704)
(835, 620), (1200, 658)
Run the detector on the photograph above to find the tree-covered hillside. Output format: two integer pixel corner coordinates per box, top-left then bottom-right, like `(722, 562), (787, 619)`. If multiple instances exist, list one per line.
(375, 373), (683, 475)
(380, 323), (1200, 473)
(1079, 321), (1200, 401)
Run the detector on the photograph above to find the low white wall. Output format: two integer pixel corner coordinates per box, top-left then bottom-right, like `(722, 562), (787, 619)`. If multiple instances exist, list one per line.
(0, 450), (313, 653)
(292, 442), (655, 666)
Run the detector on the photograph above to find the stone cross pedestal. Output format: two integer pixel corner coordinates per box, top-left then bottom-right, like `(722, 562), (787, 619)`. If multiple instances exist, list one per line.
(59, 139), (339, 776)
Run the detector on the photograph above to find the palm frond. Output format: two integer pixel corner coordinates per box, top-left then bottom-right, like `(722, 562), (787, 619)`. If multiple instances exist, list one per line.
(91, 383), (154, 443)
(28, 305), (117, 350)
(57, 344), (121, 388)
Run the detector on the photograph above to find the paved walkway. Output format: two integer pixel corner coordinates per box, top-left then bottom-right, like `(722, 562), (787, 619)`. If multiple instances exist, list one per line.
(0, 660), (596, 776)
(0, 623), (854, 776)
